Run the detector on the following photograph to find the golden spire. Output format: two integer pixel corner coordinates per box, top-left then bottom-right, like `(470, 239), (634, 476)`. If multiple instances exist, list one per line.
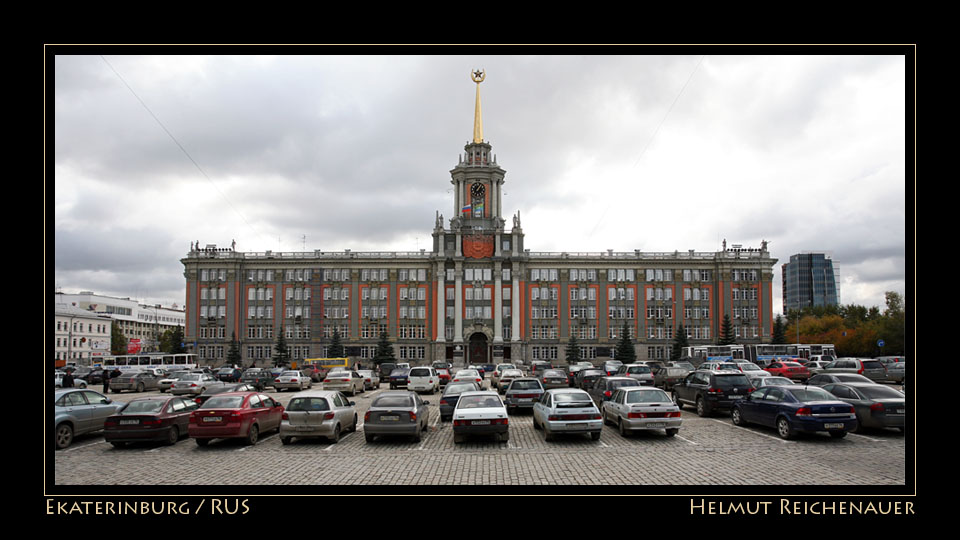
(471, 69), (485, 143)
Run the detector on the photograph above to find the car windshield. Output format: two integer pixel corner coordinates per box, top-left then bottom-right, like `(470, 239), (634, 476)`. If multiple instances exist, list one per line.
(786, 388), (836, 402)
(713, 375), (750, 387)
(372, 395), (414, 408)
(286, 397), (331, 411)
(510, 380), (542, 390)
(625, 389), (673, 404)
(445, 383), (478, 394)
(121, 400), (166, 414)
(202, 396), (245, 409)
(457, 395), (503, 409)
(858, 386), (905, 399)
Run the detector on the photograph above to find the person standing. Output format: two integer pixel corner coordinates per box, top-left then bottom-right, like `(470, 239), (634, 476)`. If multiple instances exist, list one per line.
(102, 369), (111, 393)
(62, 370), (74, 388)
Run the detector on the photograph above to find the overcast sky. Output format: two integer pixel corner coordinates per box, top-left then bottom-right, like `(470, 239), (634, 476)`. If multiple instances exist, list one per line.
(52, 52), (908, 315)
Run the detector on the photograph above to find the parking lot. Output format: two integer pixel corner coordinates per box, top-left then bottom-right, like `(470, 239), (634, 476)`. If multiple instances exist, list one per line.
(53, 379), (908, 486)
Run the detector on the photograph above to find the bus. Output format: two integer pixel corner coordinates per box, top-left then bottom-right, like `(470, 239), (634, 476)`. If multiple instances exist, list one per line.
(680, 345), (745, 365)
(99, 353), (198, 372)
(743, 344), (836, 366)
(299, 358), (350, 370)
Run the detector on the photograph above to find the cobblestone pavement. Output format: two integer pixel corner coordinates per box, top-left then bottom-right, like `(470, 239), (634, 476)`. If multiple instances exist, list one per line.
(53, 383), (908, 486)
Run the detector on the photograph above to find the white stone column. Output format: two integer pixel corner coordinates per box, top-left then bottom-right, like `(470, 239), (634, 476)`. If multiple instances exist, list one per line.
(454, 262), (463, 342)
(436, 262), (445, 342)
(494, 262), (503, 343)
(511, 264), (520, 342)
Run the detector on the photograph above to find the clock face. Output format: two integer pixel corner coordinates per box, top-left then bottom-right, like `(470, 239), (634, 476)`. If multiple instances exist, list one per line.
(471, 182), (486, 199)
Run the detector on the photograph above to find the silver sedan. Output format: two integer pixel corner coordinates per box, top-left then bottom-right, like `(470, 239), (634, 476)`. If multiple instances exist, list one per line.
(279, 390), (358, 444)
(602, 386), (682, 438)
(532, 389), (602, 441)
(363, 391), (431, 443)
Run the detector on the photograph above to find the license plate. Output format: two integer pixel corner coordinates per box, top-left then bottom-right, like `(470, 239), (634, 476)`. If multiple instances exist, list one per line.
(119, 419), (139, 425)
(472, 420), (491, 425)
(646, 423), (666, 428)
(203, 416), (221, 422)
(565, 423), (588, 429)
(728, 395), (745, 400)
(380, 415), (399, 422)
(295, 426), (314, 431)
(519, 398), (531, 403)
(895, 409), (904, 414)
(824, 423), (844, 429)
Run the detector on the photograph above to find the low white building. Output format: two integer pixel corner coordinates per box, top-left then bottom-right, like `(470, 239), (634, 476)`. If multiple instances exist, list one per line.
(54, 304), (112, 366)
(55, 291), (186, 355)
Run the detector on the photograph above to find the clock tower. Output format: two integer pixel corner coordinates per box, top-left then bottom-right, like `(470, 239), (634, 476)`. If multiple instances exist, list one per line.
(432, 70), (524, 365)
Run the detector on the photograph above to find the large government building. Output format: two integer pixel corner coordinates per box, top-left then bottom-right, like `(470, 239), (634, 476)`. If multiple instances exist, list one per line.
(181, 72), (778, 367)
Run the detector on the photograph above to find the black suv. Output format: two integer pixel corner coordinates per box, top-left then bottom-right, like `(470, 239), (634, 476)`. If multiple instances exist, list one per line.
(672, 371), (754, 417)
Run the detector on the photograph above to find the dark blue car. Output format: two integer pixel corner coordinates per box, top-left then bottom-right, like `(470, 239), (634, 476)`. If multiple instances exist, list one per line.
(731, 385), (857, 440)
(389, 368), (411, 389)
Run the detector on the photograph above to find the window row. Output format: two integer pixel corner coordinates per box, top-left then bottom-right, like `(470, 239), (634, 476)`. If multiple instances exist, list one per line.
(731, 288), (759, 300)
(201, 288), (226, 301)
(55, 321), (109, 334)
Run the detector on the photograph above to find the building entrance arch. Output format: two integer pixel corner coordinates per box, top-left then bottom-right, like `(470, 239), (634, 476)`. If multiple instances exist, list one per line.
(468, 332), (489, 365)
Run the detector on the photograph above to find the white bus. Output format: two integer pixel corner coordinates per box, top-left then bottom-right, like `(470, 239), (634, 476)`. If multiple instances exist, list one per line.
(680, 345), (745, 365)
(98, 353), (198, 372)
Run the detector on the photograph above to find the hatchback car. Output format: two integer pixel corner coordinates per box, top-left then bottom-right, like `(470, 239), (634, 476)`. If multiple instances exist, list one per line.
(533, 389), (602, 441)
(503, 378), (545, 413)
(104, 396), (199, 447)
(357, 370), (381, 390)
(216, 366), (243, 383)
(496, 369), (524, 393)
(822, 382), (905, 432)
(279, 390), (358, 444)
(764, 362), (810, 381)
(388, 368), (412, 389)
(189, 392), (284, 446)
(615, 364), (655, 385)
(159, 371), (192, 392)
(821, 358), (887, 382)
(322, 370), (363, 395)
(673, 371), (754, 417)
(363, 391), (431, 443)
(588, 376), (641, 407)
(576, 369), (606, 390)
(731, 385), (857, 440)
(408, 367), (441, 394)
(602, 386), (681, 438)
(109, 370), (163, 393)
(654, 366), (691, 391)
(539, 369), (569, 390)
(240, 368), (275, 391)
(54, 389), (123, 449)
(171, 373), (225, 396)
(883, 362), (906, 384)
(452, 391), (510, 443)
(275, 370), (314, 392)
(438, 382), (482, 421)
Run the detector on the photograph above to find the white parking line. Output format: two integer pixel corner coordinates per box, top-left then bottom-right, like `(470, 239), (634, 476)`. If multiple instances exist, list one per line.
(846, 432), (883, 443)
(675, 434), (699, 446)
(710, 418), (793, 443)
(62, 440), (108, 453)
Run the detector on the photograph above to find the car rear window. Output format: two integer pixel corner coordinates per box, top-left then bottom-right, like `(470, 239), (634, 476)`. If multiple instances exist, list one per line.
(857, 385), (904, 399)
(121, 400), (166, 414)
(445, 383), (478, 394)
(786, 388), (836, 402)
(861, 361), (884, 370)
(287, 397), (331, 411)
(713, 374), (750, 387)
(625, 389), (673, 404)
(281, 371), (300, 376)
(372, 395), (414, 408)
(609, 379), (641, 389)
(627, 366), (651, 373)
(553, 392), (593, 406)
(410, 368), (431, 377)
(510, 380), (543, 390)
(457, 395), (503, 409)
(202, 396), (245, 409)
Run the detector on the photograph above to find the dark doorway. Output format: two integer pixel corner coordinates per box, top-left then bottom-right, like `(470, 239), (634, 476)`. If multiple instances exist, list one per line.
(468, 332), (488, 365)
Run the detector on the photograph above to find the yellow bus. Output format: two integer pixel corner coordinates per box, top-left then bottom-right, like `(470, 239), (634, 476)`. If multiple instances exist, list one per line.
(298, 357), (350, 370)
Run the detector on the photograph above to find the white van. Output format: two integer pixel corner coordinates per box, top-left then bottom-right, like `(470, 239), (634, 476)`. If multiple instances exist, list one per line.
(407, 367), (440, 394)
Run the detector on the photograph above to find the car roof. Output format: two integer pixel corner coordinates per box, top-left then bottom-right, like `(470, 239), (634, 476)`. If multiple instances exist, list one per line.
(288, 389), (341, 398)
(458, 390), (501, 398)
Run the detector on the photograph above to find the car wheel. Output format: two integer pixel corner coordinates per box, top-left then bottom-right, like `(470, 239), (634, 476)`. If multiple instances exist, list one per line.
(665, 428), (678, 437)
(618, 418), (630, 438)
(195, 438), (209, 447)
(55, 423), (74, 450)
(829, 431), (847, 439)
(164, 426), (179, 446)
(533, 416), (541, 430)
(245, 424), (260, 446)
(731, 408), (745, 426)
(499, 431), (510, 443)
(136, 382), (145, 392)
(696, 397), (710, 417)
(776, 417), (795, 440)
(110, 441), (126, 448)
(454, 434), (465, 444)
(672, 392), (683, 409)
(543, 426), (554, 442)
(350, 415), (358, 433)
(590, 431), (601, 441)
(330, 425), (341, 444)
(78, 382), (87, 389)
(281, 436), (292, 445)
(365, 433), (375, 443)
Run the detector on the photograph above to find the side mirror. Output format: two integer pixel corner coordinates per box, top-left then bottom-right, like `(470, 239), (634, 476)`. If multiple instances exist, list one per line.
(348, 401), (356, 406)
(423, 401), (430, 406)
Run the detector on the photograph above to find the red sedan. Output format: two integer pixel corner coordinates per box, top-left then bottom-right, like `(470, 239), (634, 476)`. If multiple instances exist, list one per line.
(188, 392), (284, 446)
(764, 362), (810, 381)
